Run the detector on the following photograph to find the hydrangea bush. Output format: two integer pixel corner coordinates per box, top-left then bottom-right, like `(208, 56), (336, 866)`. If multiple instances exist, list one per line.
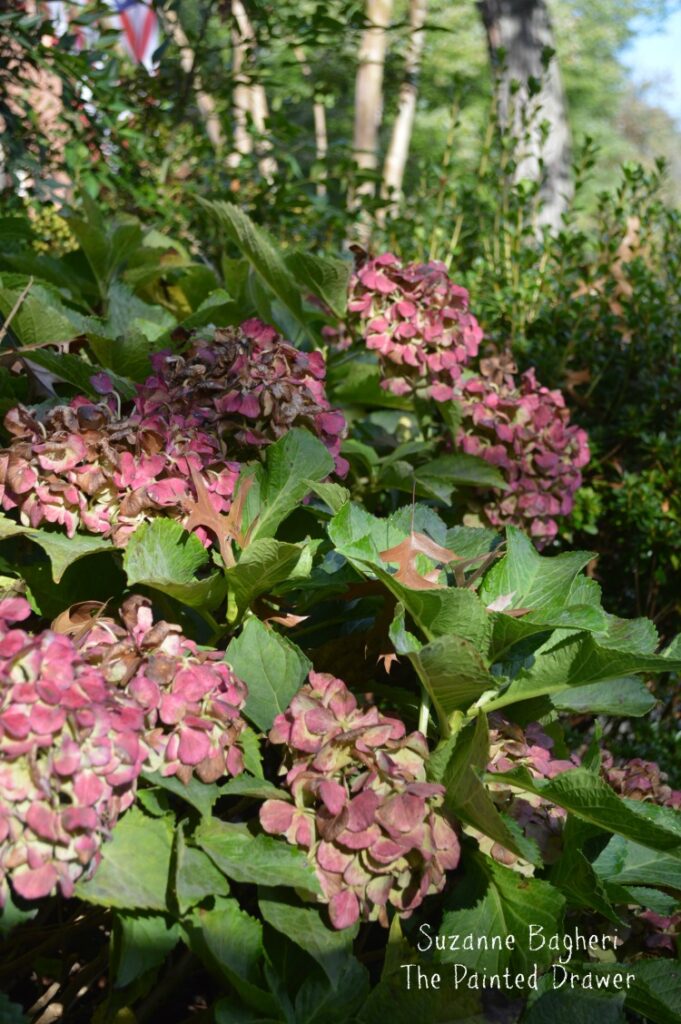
(0, 204), (679, 1024)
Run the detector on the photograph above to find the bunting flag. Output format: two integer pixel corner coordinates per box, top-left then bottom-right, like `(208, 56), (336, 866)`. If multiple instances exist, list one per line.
(110, 1), (160, 73)
(41, 1), (160, 73)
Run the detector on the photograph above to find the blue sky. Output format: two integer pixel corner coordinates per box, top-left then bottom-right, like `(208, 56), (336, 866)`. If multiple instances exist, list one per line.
(624, 9), (681, 122)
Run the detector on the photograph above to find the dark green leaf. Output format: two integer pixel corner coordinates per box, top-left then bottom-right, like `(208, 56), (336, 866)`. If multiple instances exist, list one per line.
(226, 617), (310, 732)
(77, 809), (173, 911)
(175, 830), (230, 915)
(112, 911), (180, 988)
(196, 819), (321, 895)
(0, 514), (113, 583)
(285, 250), (351, 318)
(488, 767), (681, 855)
(246, 429), (334, 542)
(259, 889), (356, 987)
(123, 519), (227, 611)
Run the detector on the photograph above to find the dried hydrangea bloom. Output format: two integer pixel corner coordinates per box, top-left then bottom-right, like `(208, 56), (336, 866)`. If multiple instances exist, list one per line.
(0, 320), (346, 548)
(601, 752), (681, 810)
(330, 252), (482, 400)
(468, 717), (580, 873)
(80, 596), (249, 784)
(0, 596), (249, 905)
(260, 671), (460, 929)
(0, 597), (147, 904)
(456, 363), (590, 541)
(329, 253), (588, 540)
(602, 752), (681, 952)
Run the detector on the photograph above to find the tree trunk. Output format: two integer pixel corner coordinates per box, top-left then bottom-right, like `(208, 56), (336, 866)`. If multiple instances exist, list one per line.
(381, 0), (427, 213)
(351, 0), (393, 204)
(294, 46), (328, 197)
(478, 0), (572, 230)
(163, 7), (224, 151)
(228, 0), (276, 181)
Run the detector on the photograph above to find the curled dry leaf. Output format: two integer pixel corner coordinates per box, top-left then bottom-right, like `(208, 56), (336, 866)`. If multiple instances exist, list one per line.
(380, 530), (459, 590)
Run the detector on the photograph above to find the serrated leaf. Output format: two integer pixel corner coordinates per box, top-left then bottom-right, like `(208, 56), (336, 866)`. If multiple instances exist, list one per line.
(407, 634), (498, 723)
(296, 958), (370, 1024)
(357, 971), (479, 1023)
(140, 770), (220, 818)
(0, 514), (113, 583)
(285, 250), (351, 318)
(77, 809), (173, 910)
(415, 453), (508, 494)
(593, 835), (681, 892)
(432, 712), (527, 859)
(0, 282), (80, 346)
(523, 986), (626, 1024)
(112, 911), (180, 988)
(219, 775), (283, 801)
(259, 889), (357, 986)
(489, 604), (608, 661)
(226, 617), (310, 732)
(549, 816), (620, 921)
(226, 538), (314, 618)
(245, 429), (334, 543)
(552, 677), (655, 717)
(488, 767), (681, 856)
(175, 830), (230, 915)
(437, 854), (565, 975)
(196, 819), (321, 895)
(480, 527), (594, 613)
(202, 200), (308, 337)
(625, 960), (681, 1024)
(486, 633), (681, 713)
(305, 480), (350, 514)
(184, 896), (278, 1017)
(123, 519), (226, 611)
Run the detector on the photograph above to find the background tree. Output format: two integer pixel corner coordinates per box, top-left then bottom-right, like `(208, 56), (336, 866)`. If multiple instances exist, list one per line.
(477, 0), (572, 229)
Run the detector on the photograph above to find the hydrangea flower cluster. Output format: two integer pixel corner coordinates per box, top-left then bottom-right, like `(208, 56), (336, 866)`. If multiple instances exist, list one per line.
(601, 752), (681, 952)
(330, 253), (483, 400)
(470, 717), (580, 872)
(331, 253), (589, 541)
(259, 671), (460, 930)
(456, 363), (590, 541)
(0, 319), (346, 548)
(601, 752), (681, 810)
(0, 596), (248, 905)
(81, 596), (249, 784)
(0, 596), (146, 904)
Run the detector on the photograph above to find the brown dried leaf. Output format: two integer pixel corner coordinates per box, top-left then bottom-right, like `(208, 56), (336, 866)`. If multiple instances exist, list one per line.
(379, 531), (459, 590)
(184, 465), (249, 568)
(266, 612), (309, 628)
(52, 601), (109, 642)
(377, 652), (399, 674)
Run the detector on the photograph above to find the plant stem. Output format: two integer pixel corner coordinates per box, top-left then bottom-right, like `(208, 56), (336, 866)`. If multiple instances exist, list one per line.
(418, 688), (431, 735)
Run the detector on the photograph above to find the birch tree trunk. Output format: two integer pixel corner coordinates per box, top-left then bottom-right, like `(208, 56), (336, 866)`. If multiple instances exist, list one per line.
(351, 0), (393, 205)
(478, 0), (572, 230)
(294, 46), (328, 197)
(381, 0), (427, 212)
(227, 20), (253, 167)
(228, 0), (277, 181)
(163, 7), (224, 151)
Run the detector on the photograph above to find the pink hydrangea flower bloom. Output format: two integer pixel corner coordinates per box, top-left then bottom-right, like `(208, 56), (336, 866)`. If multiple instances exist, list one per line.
(260, 671), (460, 929)
(0, 321), (347, 549)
